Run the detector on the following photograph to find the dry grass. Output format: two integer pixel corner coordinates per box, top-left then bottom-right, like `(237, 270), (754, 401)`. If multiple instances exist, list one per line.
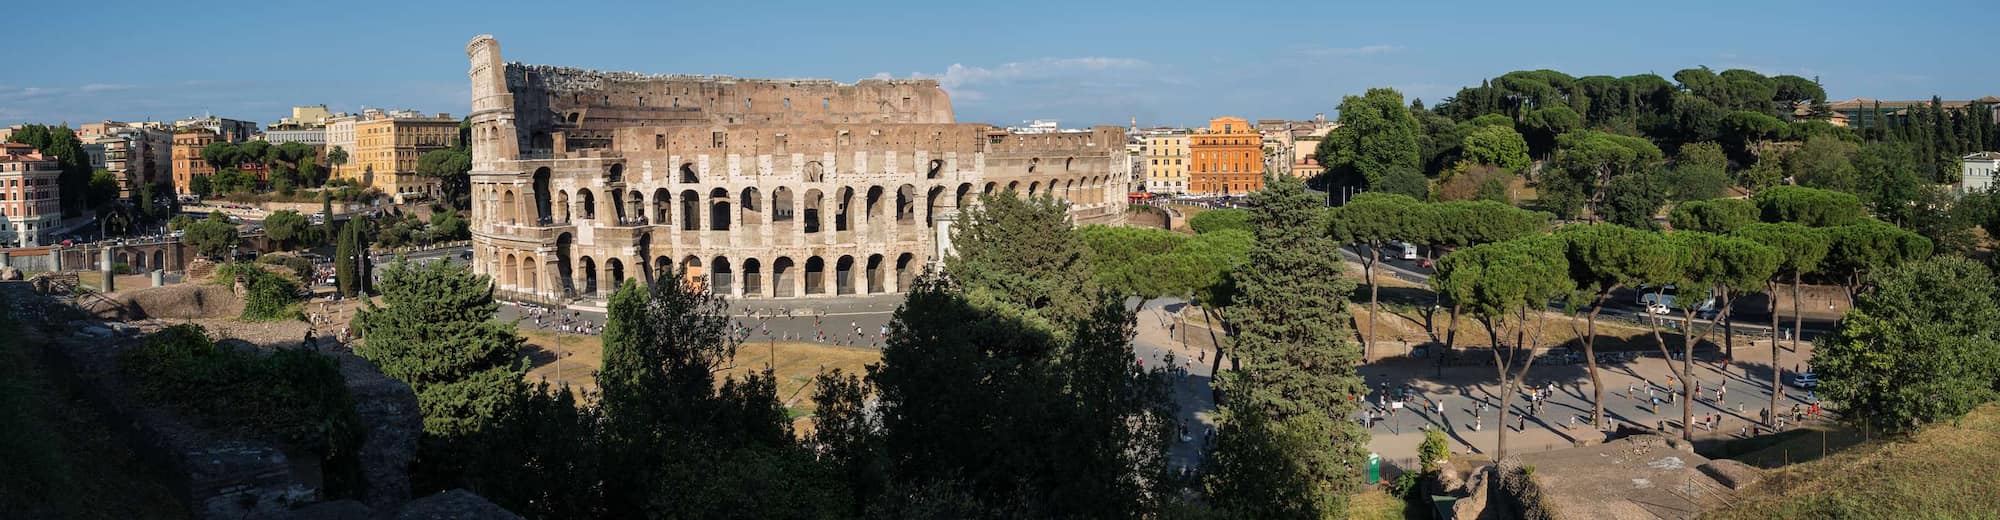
(1349, 489), (1419, 520)
(518, 329), (881, 415)
(1704, 404), (2000, 519)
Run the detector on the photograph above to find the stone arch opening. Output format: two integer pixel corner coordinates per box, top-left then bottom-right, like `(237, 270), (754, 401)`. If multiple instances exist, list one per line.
(680, 190), (700, 231)
(681, 255), (705, 291)
(501, 190), (518, 224)
(804, 161), (823, 182)
(502, 254), (518, 287)
(773, 257), (795, 297)
(834, 187), (853, 232)
(896, 253), (916, 291)
(925, 186), (945, 228)
(556, 233), (575, 296)
(772, 187), (794, 223)
(803, 189), (824, 233)
(1028, 157), (1040, 174)
(577, 189), (597, 220)
(532, 167), (552, 223)
(708, 188), (731, 231)
(740, 187), (763, 225)
(865, 186), (885, 223)
(1005, 181), (1019, 193)
(955, 183), (973, 212)
(1028, 181), (1040, 197)
(626, 189), (644, 224)
(151, 250), (165, 272)
(865, 254), (884, 294)
(709, 256), (732, 295)
(556, 190), (571, 223)
(577, 256), (598, 297)
(742, 258), (762, 297)
(606, 257), (625, 289)
(608, 163), (624, 184)
(896, 185), (917, 224)
(835, 255), (856, 295)
(652, 188), (671, 224)
(804, 256), (826, 295)
(521, 256), (538, 295)
(983, 182), (996, 196)
(680, 162), (697, 183)
(927, 159), (944, 179)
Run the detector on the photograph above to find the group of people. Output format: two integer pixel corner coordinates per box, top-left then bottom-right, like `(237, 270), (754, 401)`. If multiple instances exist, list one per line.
(522, 304), (601, 336)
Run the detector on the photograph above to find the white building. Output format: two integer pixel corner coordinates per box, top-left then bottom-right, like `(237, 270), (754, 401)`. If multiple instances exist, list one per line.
(1964, 152), (2000, 194)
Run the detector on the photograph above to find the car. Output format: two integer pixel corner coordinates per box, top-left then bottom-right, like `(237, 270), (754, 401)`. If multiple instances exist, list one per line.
(1791, 373), (1819, 389)
(1396, 241), (1419, 260)
(1646, 302), (1673, 315)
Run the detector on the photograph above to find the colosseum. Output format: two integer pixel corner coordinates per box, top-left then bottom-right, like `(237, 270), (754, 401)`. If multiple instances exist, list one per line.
(465, 35), (1130, 305)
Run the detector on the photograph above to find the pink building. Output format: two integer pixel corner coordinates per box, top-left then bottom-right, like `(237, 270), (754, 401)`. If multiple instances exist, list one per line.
(1, 142), (64, 247)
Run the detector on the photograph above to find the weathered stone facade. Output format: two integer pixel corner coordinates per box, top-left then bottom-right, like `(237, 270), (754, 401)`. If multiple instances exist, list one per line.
(464, 35), (1129, 304)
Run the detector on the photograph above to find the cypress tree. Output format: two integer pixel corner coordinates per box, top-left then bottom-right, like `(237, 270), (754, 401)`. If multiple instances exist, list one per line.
(1207, 175), (1368, 518)
(335, 222), (359, 297)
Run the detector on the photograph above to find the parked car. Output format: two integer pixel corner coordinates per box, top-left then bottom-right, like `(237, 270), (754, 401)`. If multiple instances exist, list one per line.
(1791, 373), (1819, 389)
(1646, 302), (1673, 315)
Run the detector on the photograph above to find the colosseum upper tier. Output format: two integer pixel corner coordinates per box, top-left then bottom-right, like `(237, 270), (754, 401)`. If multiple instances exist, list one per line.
(465, 35), (1129, 304)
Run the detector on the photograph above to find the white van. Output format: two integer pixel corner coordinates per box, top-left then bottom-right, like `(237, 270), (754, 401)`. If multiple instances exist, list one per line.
(1397, 241), (1419, 260)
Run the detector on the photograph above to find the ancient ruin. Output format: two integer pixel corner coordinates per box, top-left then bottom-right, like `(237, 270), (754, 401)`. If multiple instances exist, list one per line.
(464, 35), (1129, 304)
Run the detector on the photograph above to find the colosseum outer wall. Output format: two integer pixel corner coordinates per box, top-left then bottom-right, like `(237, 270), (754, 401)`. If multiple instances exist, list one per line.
(464, 34), (1128, 305)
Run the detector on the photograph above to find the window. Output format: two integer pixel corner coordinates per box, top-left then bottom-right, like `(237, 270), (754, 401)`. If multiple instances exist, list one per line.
(656, 134), (666, 149)
(711, 131), (726, 148)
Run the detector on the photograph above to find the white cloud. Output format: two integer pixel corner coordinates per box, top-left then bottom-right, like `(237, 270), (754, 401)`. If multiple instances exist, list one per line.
(879, 56), (1148, 103)
(1301, 44), (1400, 57)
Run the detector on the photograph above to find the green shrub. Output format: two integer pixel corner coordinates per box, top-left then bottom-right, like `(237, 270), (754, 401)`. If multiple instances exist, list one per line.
(118, 325), (363, 497)
(1419, 428), (1449, 474)
(215, 263), (301, 321)
(257, 254), (316, 281)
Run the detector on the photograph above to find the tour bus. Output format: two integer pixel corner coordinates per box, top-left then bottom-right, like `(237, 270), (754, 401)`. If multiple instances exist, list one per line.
(1635, 285), (1718, 315)
(1397, 241), (1419, 260)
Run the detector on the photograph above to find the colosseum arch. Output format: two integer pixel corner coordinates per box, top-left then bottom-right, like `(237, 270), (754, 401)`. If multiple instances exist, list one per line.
(680, 255), (705, 291)
(865, 186), (886, 222)
(834, 187), (854, 232)
(652, 188), (671, 224)
(804, 256), (826, 295)
(896, 252), (917, 291)
(773, 257), (796, 297)
(803, 189), (824, 233)
(654, 256), (672, 280)
(680, 190), (700, 231)
(897, 185), (918, 223)
(1028, 181), (1040, 197)
(955, 183), (973, 211)
(679, 162), (697, 183)
(555, 190), (571, 223)
(608, 190), (627, 222)
(983, 182), (996, 196)
(577, 189), (597, 220)
(521, 256), (539, 295)
(577, 256), (598, 296)
(771, 187), (795, 223)
(709, 256), (733, 295)
(927, 159), (944, 179)
(742, 258), (763, 297)
(740, 187), (763, 226)
(501, 254), (518, 287)
(925, 186), (945, 227)
(608, 163), (624, 184)
(626, 189), (644, 223)
(533, 167), (552, 222)
(501, 190), (518, 224)
(708, 188), (732, 231)
(606, 258), (625, 289)
(865, 254), (884, 293)
(1005, 181), (1018, 193)
(835, 255), (856, 295)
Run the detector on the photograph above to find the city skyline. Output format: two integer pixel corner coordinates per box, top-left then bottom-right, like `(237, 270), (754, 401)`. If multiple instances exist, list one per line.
(6, 0), (1997, 129)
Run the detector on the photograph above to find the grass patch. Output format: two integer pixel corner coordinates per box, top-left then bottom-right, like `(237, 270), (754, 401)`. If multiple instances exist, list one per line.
(1349, 489), (1422, 520)
(1705, 403), (2000, 519)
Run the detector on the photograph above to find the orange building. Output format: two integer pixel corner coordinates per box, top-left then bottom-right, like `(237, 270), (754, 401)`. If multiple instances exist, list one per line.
(1190, 116), (1264, 195)
(171, 129), (217, 195)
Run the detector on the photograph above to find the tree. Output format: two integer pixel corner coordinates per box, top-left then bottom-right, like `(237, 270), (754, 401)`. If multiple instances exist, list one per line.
(1545, 130), (1664, 220)
(86, 169), (120, 209)
(1733, 223), (1829, 427)
(1431, 235), (1570, 459)
(428, 208), (470, 242)
(1320, 88), (1422, 190)
(1426, 201), (1553, 347)
(189, 174), (213, 197)
(1675, 141), (1730, 172)
(182, 212), (240, 258)
(1436, 164), (1515, 203)
(1851, 142), (1925, 225)
(1787, 135), (1859, 191)
(327, 145), (349, 181)
(1661, 163), (1730, 202)
(1460, 124), (1531, 171)
(334, 221), (366, 297)
(868, 192), (1174, 517)
(1721, 111), (1788, 158)
(416, 149), (473, 209)
(1372, 166), (1431, 200)
(263, 210), (310, 250)
(1208, 175), (1367, 518)
(1328, 192), (1428, 359)
(1556, 224), (1676, 427)
(1815, 257), (2000, 433)
(1188, 208), (1251, 234)
(1669, 198), (1757, 233)
(1822, 219), (1932, 307)
(1600, 170), (1668, 229)
(1657, 232), (1779, 441)
(1753, 185), (1864, 227)
(1521, 107), (1583, 158)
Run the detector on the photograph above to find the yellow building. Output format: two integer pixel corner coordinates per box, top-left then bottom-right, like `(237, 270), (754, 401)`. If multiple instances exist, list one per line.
(345, 112), (459, 199)
(1143, 132), (1190, 194)
(1190, 116), (1264, 195)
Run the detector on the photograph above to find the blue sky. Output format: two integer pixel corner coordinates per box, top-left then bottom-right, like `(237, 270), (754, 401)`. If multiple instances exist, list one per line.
(5, 0), (1992, 129)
